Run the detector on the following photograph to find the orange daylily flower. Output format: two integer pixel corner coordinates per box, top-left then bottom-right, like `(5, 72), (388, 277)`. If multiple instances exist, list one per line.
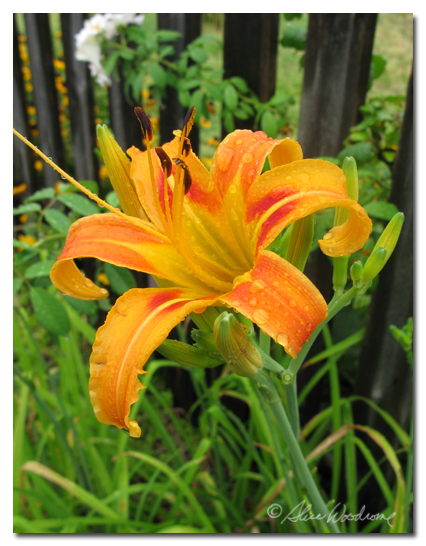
(21, 110), (372, 438)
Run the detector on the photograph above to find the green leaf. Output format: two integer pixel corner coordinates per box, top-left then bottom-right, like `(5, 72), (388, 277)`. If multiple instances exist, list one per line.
(104, 50), (122, 76)
(44, 209), (72, 235)
(230, 77), (249, 94)
(364, 201), (399, 221)
(188, 47), (208, 64)
(105, 191), (120, 208)
(13, 278), (23, 296)
(57, 193), (99, 216)
(223, 110), (235, 133)
(25, 260), (56, 279)
(30, 288), (70, 336)
(337, 142), (374, 164)
(13, 203), (41, 216)
(280, 24), (307, 50)
(260, 111), (278, 138)
(13, 238), (34, 250)
(223, 84), (238, 111)
(149, 63), (167, 89)
(78, 180), (99, 195)
(104, 263), (137, 295)
(370, 54), (387, 80)
(63, 296), (98, 316)
(25, 188), (56, 202)
(156, 29), (182, 42)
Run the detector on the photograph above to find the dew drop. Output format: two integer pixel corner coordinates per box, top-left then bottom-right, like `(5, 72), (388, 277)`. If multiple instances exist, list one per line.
(229, 184), (237, 194)
(236, 139), (243, 145)
(289, 300), (296, 307)
(253, 309), (269, 324)
(277, 333), (289, 346)
(304, 305), (309, 311)
(249, 279), (267, 293)
(328, 247), (334, 253)
(358, 210), (366, 217)
(323, 233), (333, 240)
(243, 152), (253, 163)
(217, 145), (235, 171)
(273, 281), (279, 287)
(249, 298), (257, 306)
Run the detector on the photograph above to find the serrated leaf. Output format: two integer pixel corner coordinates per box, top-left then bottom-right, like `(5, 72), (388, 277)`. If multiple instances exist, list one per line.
(104, 263), (137, 295)
(44, 209), (72, 235)
(25, 188), (56, 202)
(364, 201), (399, 221)
(57, 193), (99, 216)
(13, 203), (41, 216)
(261, 111), (278, 138)
(25, 260), (56, 279)
(223, 84), (238, 111)
(30, 287), (70, 336)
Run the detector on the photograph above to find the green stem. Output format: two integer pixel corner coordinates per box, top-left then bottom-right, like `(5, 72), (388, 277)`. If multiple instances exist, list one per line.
(253, 372), (341, 533)
(288, 286), (359, 376)
(285, 380), (300, 440)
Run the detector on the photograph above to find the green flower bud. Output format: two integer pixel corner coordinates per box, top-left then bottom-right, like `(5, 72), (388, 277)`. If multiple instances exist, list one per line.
(190, 307), (220, 331)
(213, 312), (263, 378)
(191, 329), (222, 358)
(285, 215), (314, 272)
(362, 247), (387, 282)
(350, 260), (364, 282)
(362, 212), (404, 282)
(157, 339), (222, 369)
(374, 212), (405, 269)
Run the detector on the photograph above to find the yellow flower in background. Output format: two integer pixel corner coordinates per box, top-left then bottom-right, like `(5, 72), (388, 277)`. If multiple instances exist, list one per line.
(97, 272), (110, 286)
(207, 137), (220, 147)
(53, 59), (66, 71)
(142, 89), (150, 99)
(34, 160), (43, 172)
(17, 234), (37, 250)
(98, 165), (108, 180)
(20, 214), (29, 224)
(13, 184), (27, 196)
(200, 117), (211, 128)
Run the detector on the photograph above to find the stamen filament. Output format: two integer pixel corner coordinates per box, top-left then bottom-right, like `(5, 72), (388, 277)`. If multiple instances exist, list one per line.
(12, 129), (158, 235)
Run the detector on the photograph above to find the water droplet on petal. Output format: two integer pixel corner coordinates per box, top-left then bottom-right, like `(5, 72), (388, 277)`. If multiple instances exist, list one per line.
(323, 233), (333, 240)
(249, 298), (257, 306)
(273, 281), (279, 287)
(243, 152), (253, 163)
(236, 139), (243, 145)
(358, 210), (366, 217)
(253, 309), (269, 324)
(249, 279), (268, 293)
(289, 300), (296, 307)
(328, 247), (334, 253)
(304, 305), (309, 311)
(277, 333), (289, 346)
(217, 145), (235, 171)
(229, 184), (237, 194)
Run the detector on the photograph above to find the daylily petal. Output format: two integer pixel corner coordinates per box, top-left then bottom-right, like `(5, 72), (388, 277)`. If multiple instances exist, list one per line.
(210, 130), (303, 262)
(50, 214), (213, 299)
(89, 287), (219, 437)
(220, 250), (327, 358)
(245, 159), (372, 256)
(97, 125), (148, 220)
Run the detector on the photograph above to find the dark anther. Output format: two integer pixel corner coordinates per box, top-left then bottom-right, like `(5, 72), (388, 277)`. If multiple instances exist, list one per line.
(134, 107), (153, 142)
(182, 137), (192, 158)
(183, 106), (196, 136)
(155, 148), (172, 178)
(172, 158), (192, 194)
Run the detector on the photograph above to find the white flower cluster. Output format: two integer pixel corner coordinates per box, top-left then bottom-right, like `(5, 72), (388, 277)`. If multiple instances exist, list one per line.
(75, 13), (144, 86)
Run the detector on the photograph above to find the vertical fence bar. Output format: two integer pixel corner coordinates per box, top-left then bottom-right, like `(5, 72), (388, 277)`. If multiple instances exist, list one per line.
(157, 13), (201, 154)
(298, 13), (378, 158)
(61, 14), (99, 182)
(13, 15), (35, 195)
(222, 13), (279, 135)
(24, 13), (64, 188)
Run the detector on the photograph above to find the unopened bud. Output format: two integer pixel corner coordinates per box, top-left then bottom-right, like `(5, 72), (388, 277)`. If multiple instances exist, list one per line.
(362, 212), (404, 282)
(350, 260), (364, 282)
(285, 215), (314, 272)
(362, 247), (387, 282)
(214, 312), (263, 378)
(157, 339), (222, 369)
(334, 157), (358, 227)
